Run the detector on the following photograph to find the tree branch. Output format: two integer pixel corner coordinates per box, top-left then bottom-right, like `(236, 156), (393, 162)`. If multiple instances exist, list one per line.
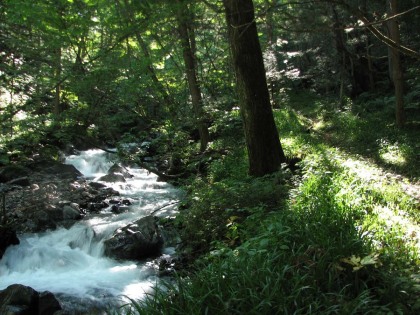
(329, 0), (420, 60)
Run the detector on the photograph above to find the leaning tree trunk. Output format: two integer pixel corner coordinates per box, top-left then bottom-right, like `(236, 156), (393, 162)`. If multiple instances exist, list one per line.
(223, 0), (286, 176)
(387, 0), (405, 127)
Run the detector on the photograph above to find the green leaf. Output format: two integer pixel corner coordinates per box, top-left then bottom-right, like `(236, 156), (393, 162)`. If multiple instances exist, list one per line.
(360, 254), (380, 266)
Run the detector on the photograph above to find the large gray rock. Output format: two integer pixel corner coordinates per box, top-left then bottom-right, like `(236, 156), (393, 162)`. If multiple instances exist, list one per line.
(0, 284), (62, 315)
(61, 203), (82, 220)
(0, 226), (19, 259)
(0, 284), (38, 314)
(97, 163), (133, 183)
(108, 164), (133, 179)
(98, 173), (126, 183)
(104, 215), (163, 260)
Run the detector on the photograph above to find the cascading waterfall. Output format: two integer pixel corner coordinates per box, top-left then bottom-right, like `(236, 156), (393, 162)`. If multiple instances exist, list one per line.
(0, 149), (181, 313)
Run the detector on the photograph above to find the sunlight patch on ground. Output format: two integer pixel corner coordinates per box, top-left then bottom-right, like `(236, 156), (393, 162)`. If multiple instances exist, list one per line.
(341, 157), (416, 196)
(280, 137), (302, 155)
(342, 158), (381, 182)
(312, 120), (327, 131)
(377, 139), (407, 166)
(380, 151), (406, 166)
(373, 205), (420, 252)
(281, 137), (298, 148)
(339, 156), (419, 256)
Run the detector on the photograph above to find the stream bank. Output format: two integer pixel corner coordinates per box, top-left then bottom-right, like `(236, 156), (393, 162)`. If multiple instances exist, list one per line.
(0, 149), (183, 314)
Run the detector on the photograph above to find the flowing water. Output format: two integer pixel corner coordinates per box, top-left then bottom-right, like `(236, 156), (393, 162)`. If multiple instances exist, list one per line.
(0, 149), (181, 313)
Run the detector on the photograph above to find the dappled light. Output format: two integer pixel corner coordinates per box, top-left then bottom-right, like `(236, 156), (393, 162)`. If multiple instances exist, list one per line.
(377, 138), (408, 167)
(1, 0), (419, 314)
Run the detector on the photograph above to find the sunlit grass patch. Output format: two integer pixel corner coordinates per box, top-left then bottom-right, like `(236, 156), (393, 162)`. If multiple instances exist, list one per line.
(369, 205), (420, 257)
(377, 138), (408, 166)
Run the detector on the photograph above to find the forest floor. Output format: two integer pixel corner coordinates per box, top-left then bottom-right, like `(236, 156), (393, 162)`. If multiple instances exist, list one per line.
(283, 92), (420, 252)
(124, 92), (420, 315)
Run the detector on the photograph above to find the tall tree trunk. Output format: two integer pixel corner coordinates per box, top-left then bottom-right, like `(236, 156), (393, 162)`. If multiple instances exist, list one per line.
(223, 0), (286, 177)
(54, 45), (63, 116)
(387, 0), (405, 127)
(177, 1), (209, 152)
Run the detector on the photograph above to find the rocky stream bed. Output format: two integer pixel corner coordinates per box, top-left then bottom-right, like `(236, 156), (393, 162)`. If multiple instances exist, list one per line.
(0, 149), (182, 314)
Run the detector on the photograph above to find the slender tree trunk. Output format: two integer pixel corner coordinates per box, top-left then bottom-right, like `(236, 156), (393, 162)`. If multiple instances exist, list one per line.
(362, 0), (375, 91)
(366, 37), (375, 90)
(177, 1), (209, 152)
(264, 0), (275, 45)
(339, 51), (346, 108)
(223, 0), (286, 177)
(387, 0), (405, 127)
(332, 5), (348, 103)
(54, 7), (64, 117)
(54, 45), (63, 116)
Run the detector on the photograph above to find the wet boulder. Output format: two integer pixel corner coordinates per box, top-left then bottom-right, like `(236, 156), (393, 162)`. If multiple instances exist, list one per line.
(98, 173), (126, 183)
(110, 204), (130, 214)
(0, 284), (62, 315)
(109, 198), (132, 214)
(39, 291), (63, 315)
(104, 215), (163, 260)
(0, 226), (20, 259)
(98, 163), (133, 183)
(62, 204), (83, 220)
(0, 284), (38, 314)
(87, 201), (109, 213)
(88, 182), (107, 190)
(108, 164), (133, 179)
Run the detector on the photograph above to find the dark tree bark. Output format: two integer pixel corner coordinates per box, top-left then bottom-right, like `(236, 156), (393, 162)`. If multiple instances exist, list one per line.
(387, 0), (405, 127)
(177, 0), (209, 152)
(223, 0), (286, 176)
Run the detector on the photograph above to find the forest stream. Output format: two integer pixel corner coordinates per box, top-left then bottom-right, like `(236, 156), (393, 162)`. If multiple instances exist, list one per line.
(0, 149), (181, 313)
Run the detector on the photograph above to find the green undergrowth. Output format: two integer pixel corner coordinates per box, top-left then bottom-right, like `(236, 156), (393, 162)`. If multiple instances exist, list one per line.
(119, 92), (419, 314)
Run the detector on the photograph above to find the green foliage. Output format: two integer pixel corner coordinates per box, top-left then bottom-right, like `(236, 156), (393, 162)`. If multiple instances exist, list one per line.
(135, 190), (418, 313)
(176, 149), (289, 259)
(1, 0), (419, 312)
(122, 90), (419, 315)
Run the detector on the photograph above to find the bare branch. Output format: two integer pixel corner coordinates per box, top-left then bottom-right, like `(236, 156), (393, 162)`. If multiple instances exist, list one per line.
(327, 0), (420, 60)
